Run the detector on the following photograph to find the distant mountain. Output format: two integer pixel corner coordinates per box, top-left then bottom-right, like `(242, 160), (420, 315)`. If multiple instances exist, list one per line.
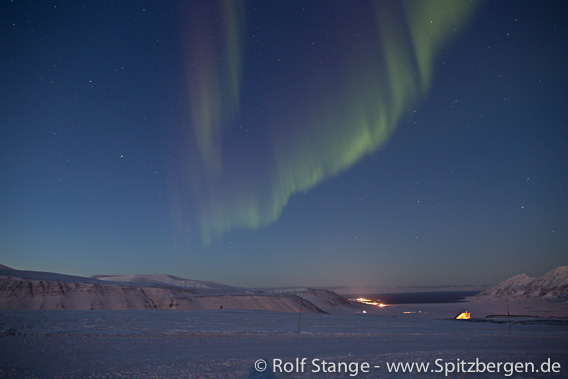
(473, 266), (568, 302)
(0, 265), (358, 313)
(92, 274), (234, 290)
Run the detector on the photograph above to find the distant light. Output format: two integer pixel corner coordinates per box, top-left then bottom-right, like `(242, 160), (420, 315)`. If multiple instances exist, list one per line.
(352, 297), (379, 306)
(350, 297), (390, 308)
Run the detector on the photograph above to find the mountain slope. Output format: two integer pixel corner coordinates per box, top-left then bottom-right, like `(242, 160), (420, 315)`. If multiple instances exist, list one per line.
(473, 266), (568, 302)
(92, 274), (234, 290)
(268, 288), (361, 313)
(0, 266), (356, 313)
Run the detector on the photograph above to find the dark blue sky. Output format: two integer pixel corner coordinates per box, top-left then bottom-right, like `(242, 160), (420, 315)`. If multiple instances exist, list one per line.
(1, 1), (567, 288)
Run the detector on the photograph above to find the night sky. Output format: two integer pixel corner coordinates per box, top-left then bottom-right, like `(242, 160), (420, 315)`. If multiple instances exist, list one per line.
(2, 1), (567, 289)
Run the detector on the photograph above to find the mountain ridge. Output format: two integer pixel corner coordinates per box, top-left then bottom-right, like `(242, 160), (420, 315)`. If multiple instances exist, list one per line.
(472, 266), (568, 302)
(92, 274), (235, 290)
(0, 265), (358, 313)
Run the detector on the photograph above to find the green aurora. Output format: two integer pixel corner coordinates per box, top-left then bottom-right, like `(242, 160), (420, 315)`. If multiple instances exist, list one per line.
(181, 0), (480, 244)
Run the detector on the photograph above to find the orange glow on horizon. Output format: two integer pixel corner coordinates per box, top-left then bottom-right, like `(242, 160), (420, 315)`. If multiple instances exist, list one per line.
(351, 297), (388, 307)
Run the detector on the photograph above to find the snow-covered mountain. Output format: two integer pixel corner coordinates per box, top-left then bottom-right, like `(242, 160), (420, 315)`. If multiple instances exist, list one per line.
(92, 274), (234, 290)
(0, 265), (358, 313)
(267, 288), (360, 313)
(473, 266), (568, 302)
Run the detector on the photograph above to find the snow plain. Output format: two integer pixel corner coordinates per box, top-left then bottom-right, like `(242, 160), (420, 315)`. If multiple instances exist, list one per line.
(1, 265), (566, 377)
(1, 303), (566, 378)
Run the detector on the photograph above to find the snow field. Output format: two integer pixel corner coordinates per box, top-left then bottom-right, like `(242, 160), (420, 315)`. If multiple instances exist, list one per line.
(0, 309), (566, 378)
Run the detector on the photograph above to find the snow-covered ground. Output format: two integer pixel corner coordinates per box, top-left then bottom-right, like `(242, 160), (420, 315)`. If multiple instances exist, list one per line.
(1, 266), (566, 377)
(1, 305), (566, 378)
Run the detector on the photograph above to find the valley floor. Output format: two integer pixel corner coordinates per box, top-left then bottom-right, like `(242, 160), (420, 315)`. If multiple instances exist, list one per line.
(0, 305), (567, 378)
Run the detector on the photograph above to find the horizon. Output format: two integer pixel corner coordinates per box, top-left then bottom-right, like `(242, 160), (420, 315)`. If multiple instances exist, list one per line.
(2, 1), (567, 288)
(3, 262), (566, 294)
